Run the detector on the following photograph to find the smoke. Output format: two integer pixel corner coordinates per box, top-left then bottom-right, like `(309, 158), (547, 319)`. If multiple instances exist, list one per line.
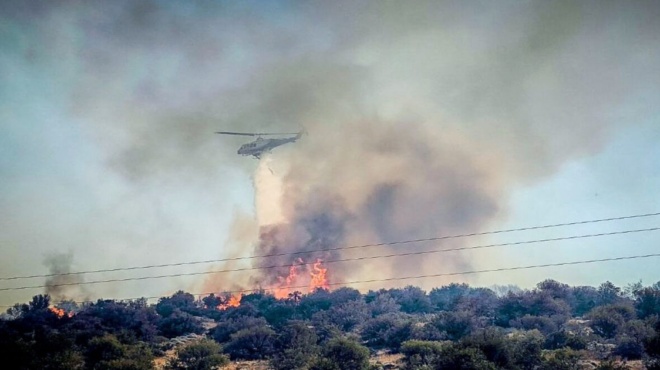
(43, 252), (89, 302)
(1, 0), (659, 299)
(240, 120), (505, 291)
(202, 0), (659, 291)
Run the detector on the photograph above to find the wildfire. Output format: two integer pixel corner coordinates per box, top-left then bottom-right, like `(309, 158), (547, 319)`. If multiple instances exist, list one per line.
(309, 259), (329, 291)
(48, 306), (73, 318)
(274, 264), (300, 299)
(272, 258), (330, 298)
(218, 294), (242, 310)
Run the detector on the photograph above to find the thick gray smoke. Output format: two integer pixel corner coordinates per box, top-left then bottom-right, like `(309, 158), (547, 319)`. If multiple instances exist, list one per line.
(43, 252), (89, 302)
(1, 1), (658, 299)
(246, 120), (504, 291)
(207, 0), (660, 291)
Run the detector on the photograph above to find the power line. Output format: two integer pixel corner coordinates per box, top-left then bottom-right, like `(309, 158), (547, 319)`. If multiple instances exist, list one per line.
(2, 211), (658, 281)
(1, 226), (657, 292)
(226, 252), (660, 294)
(3, 252), (659, 308)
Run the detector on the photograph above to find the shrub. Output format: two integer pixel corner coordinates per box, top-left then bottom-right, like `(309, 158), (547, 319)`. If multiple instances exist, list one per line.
(400, 340), (444, 370)
(313, 338), (370, 370)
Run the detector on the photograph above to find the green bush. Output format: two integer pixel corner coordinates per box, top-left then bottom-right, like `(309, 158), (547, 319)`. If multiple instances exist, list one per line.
(166, 339), (229, 370)
(312, 338), (370, 370)
(400, 340), (444, 370)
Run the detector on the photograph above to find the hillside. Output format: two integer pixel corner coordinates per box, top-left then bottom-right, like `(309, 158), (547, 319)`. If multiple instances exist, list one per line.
(2, 280), (660, 369)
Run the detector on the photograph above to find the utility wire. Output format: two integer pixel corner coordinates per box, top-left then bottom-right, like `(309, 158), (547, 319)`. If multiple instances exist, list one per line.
(225, 252), (660, 294)
(2, 211), (658, 281)
(1, 226), (657, 292)
(3, 252), (659, 308)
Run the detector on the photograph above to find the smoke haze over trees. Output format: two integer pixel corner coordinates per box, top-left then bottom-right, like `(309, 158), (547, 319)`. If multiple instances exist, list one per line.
(2, 279), (660, 369)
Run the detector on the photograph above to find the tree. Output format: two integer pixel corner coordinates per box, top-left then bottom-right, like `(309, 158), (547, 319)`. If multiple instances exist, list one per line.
(271, 321), (319, 370)
(495, 291), (527, 326)
(6, 330), (85, 370)
(86, 334), (125, 366)
(78, 299), (159, 341)
(507, 330), (545, 370)
(570, 286), (598, 316)
(459, 329), (543, 370)
(614, 319), (655, 359)
(360, 313), (416, 350)
(494, 289), (571, 326)
(454, 287), (499, 317)
(29, 294), (52, 311)
(633, 285), (660, 318)
(263, 301), (296, 328)
(238, 291), (278, 312)
(156, 291), (197, 317)
(614, 335), (644, 360)
(390, 286), (432, 314)
(201, 294), (222, 310)
(587, 304), (635, 339)
(158, 310), (205, 338)
(211, 316), (269, 344)
(510, 314), (558, 335)
(433, 343), (497, 370)
(329, 288), (363, 306)
(288, 291), (303, 304)
(544, 330), (587, 350)
(298, 289), (333, 319)
(166, 339), (229, 370)
(461, 328), (514, 369)
(540, 348), (585, 370)
(597, 282), (623, 306)
(224, 326), (276, 360)
(322, 300), (370, 332)
(313, 338), (370, 370)
(85, 334), (154, 370)
(537, 280), (571, 300)
(429, 283), (471, 311)
(643, 320), (660, 370)
(429, 311), (478, 341)
(400, 340), (444, 370)
(366, 292), (400, 317)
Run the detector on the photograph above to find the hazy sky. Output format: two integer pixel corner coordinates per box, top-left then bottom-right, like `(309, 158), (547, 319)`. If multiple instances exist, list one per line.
(1, 0), (659, 306)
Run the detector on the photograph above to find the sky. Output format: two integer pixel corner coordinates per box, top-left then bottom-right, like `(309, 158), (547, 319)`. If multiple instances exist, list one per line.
(0, 0), (659, 306)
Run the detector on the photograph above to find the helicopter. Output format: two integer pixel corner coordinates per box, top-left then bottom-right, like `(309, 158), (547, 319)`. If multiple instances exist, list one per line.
(215, 130), (305, 159)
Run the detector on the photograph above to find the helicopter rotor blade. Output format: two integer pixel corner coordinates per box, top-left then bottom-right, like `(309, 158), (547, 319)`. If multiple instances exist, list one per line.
(215, 131), (300, 136)
(255, 132), (300, 136)
(215, 131), (257, 137)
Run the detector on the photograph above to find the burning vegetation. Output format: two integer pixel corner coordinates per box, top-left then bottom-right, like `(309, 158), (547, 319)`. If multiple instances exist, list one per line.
(5, 280), (660, 369)
(272, 258), (330, 299)
(212, 257), (330, 309)
(48, 306), (73, 319)
(217, 294), (242, 310)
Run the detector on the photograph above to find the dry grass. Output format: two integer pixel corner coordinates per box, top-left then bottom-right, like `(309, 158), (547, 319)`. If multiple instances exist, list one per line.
(224, 360), (270, 370)
(370, 352), (403, 369)
(153, 349), (176, 370)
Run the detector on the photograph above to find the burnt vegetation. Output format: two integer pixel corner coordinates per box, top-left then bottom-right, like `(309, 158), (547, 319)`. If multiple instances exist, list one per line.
(1, 280), (660, 369)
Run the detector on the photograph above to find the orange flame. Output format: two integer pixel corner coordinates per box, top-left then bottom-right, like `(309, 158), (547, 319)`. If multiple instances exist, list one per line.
(271, 258), (331, 298)
(309, 259), (329, 292)
(274, 264), (300, 299)
(218, 294), (242, 310)
(49, 306), (73, 318)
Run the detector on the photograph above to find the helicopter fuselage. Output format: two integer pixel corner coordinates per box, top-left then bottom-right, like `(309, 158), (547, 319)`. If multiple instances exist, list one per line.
(237, 134), (300, 159)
